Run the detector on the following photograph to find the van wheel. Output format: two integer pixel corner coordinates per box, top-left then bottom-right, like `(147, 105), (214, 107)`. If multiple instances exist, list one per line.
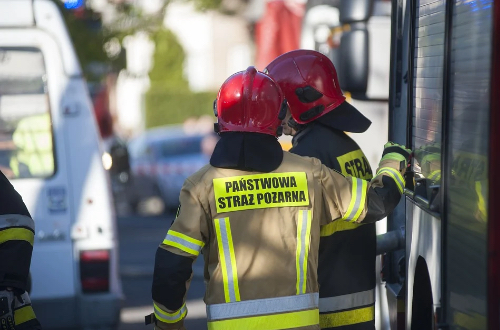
(411, 257), (434, 330)
(137, 196), (165, 216)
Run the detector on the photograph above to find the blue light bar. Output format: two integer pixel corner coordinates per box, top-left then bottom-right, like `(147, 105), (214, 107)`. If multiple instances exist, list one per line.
(64, 0), (84, 9)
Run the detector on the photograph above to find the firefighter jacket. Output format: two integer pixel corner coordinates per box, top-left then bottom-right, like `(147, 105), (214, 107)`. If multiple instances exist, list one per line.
(291, 123), (377, 330)
(0, 171), (41, 329)
(149, 150), (406, 330)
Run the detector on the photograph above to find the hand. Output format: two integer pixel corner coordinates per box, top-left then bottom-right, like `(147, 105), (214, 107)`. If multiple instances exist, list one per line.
(0, 290), (15, 330)
(381, 142), (412, 170)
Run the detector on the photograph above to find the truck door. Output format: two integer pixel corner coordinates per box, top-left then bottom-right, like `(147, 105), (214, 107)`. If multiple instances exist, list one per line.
(0, 30), (76, 299)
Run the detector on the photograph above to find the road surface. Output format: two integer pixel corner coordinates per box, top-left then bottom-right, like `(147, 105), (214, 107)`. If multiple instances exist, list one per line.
(117, 214), (207, 330)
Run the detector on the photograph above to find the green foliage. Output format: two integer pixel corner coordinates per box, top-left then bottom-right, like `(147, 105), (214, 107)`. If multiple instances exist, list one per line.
(145, 28), (216, 127)
(190, 0), (223, 11)
(55, 1), (125, 81)
(145, 88), (216, 127)
(149, 29), (189, 90)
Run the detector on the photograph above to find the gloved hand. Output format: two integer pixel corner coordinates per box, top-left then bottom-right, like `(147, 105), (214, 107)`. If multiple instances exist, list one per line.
(0, 290), (16, 330)
(0, 290), (41, 330)
(381, 142), (412, 171)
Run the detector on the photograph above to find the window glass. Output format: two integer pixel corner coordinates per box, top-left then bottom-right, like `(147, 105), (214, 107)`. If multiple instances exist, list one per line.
(159, 136), (202, 159)
(0, 48), (55, 179)
(412, 0), (446, 183)
(446, 0), (491, 323)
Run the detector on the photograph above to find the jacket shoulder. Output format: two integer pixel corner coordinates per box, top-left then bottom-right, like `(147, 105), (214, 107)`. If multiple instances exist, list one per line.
(282, 151), (323, 171)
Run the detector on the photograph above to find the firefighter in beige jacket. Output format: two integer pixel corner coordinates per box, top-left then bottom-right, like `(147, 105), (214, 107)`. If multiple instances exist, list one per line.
(146, 67), (409, 330)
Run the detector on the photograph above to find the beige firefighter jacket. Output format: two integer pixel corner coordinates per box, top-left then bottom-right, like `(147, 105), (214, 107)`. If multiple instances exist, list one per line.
(152, 151), (405, 330)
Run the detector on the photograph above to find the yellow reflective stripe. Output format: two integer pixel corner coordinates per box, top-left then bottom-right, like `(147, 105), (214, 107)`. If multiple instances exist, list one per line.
(376, 167), (405, 193)
(207, 308), (319, 330)
(225, 219), (240, 301)
(163, 230), (204, 256)
(14, 305), (36, 325)
(214, 218), (240, 303)
(295, 213), (302, 295)
(342, 178), (367, 223)
(168, 230), (204, 247)
(320, 220), (360, 236)
(0, 228), (34, 246)
(352, 179), (367, 222)
(475, 181), (487, 221)
(296, 210), (312, 294)
(319, 305), (374, 328)
(380, 153), (406, 163)
(342, 178), (358, 220)
(429, 170), (441, 181)
(302, 210), (312, 294)
(153, 302), (187, 324)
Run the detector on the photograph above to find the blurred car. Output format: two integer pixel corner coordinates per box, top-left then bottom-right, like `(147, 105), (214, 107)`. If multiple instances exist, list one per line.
(127, 125), (215, 215)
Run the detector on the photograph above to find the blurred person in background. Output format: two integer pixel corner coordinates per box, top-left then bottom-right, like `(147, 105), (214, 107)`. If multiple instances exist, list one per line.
(0, 171), (41, 330)
(146, 66), (409, 330)
(9, 113), (53, 179)
(266, 50), (377, 330)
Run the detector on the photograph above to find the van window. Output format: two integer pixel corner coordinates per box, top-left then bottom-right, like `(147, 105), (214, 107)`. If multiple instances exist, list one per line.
(0, 48), (55, 179)
(411, 0), (446, 184)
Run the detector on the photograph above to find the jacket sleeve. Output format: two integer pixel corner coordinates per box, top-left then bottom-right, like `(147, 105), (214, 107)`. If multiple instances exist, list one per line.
(0, 171), (41, 329)
(150, 178), (210, 330)
(319, 157), (406, 225)
(0, 170), (34, 291)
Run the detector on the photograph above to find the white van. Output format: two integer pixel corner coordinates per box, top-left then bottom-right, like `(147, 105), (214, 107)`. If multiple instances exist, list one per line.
(0, 1), (122, 329)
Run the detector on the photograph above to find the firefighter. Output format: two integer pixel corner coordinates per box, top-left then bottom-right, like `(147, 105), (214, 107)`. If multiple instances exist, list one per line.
(0, 171), (41, 330)
(265, 49), (380, 330)
(146, 66), (410, 330)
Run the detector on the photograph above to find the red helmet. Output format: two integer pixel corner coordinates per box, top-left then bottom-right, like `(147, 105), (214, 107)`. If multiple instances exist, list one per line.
(264, 50), (346, 125)
(215, 66), (287, 136)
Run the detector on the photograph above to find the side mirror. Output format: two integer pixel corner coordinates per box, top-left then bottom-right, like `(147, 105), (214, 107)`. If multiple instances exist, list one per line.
(337, 0), (372, 98)
(340, 0), (373, 23)
(338, 25), (369, 97)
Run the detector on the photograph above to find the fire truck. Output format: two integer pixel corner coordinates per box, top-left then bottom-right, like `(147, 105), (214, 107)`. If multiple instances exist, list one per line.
(314, 0), (500, 328)
(380, 0), (500, 329)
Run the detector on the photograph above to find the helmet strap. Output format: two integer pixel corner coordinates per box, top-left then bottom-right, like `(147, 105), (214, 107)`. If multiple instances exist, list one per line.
(287, 117), (302, 131)
(299, 105), (325, 122)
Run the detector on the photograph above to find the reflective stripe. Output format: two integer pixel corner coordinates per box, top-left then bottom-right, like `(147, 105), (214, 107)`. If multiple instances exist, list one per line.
(476, 181), (487, 221)
(295, 210), (312, 294)
(319, 289), (375, 313)
(214, 218), (240, 303)
(208, 308), (319, 330)
(206, 293), (319, 321)
(319, 305), (375, 328)
(14, 305), (36, 325)
(163, 230), (204, 256)
(154, 302), (187, 324)
(376, 167), (405, 193)
(320, 220), (360, 237)
(429, 170), (441, 181)
(380, 153), (406, 163)
(0, 227), (34, 246)
(342, 178), (368, 223)
(0, 214), (34, 230)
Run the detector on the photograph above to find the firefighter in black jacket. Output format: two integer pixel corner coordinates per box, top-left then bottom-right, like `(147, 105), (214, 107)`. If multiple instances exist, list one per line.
(0, 171), (41, 330)
(266, 50), (384, 330)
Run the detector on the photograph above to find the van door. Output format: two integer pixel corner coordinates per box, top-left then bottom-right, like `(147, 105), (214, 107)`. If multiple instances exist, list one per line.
(0, 30), (76, 299)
